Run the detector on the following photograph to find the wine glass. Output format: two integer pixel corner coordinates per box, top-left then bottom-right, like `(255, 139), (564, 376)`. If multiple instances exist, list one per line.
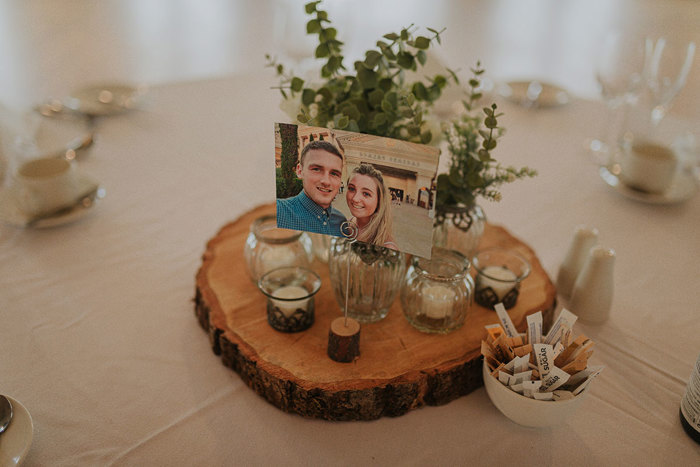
(646, 38), (696, 127)
(589, 33), (652, 164)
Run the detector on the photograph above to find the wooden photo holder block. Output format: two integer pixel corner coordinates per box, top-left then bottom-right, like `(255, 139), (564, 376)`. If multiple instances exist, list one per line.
(328, 317), (360, 363)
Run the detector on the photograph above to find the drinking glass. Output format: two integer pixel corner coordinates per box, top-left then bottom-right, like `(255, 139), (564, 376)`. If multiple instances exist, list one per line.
(646, 38), (696, 127)
(589, 33), (651, 164)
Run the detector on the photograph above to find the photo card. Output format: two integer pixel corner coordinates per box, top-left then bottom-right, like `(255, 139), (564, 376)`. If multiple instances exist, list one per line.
(274, 123), (441, 258)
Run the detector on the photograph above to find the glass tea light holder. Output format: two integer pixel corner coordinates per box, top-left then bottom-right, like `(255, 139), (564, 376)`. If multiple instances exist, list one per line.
(244, 214), (312, 282)
(400, 248), (473, 334)
(257, 266), (321, 333)
(472, 247), (531, 310)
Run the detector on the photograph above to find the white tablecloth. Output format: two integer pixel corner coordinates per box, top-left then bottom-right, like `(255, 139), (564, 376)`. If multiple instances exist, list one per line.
(1, 71), (699, 465)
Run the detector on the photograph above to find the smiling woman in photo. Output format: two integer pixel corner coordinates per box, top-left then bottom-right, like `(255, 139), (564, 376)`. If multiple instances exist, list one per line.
(345, 164), (398, 250)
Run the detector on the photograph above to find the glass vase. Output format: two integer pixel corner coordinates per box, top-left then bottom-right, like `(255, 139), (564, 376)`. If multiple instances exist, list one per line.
(432, 205), (486, 261)
(243, 214), (312, 282)
(400, 248), (473, 334)
(328, 238), (406, 323)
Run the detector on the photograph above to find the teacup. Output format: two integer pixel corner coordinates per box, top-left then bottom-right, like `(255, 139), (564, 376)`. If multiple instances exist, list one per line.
(15, 157), (82, 216)
(619, 141), (678, 193)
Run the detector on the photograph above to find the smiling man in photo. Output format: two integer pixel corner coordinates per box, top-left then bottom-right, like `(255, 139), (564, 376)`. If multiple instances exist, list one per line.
(276, 140), (347, 236)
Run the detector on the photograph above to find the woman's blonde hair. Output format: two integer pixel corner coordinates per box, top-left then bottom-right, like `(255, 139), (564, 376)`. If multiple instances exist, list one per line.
(349, 164), (393, 246)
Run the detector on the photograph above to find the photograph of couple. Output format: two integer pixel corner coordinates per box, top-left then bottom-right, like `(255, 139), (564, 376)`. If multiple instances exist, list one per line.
(275, 124), (440, 258)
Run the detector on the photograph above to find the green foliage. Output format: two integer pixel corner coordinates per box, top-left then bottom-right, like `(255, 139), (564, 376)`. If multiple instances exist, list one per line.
(265, 1), (456, 144)
(435, 63), (537, 217)
(277, 123), (303, 198)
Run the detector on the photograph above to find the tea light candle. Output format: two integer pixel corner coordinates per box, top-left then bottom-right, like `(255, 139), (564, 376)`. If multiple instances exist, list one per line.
(478, 266), (517, 299)
(260, 246), (296, 273)
(270, 285), (310, 317)
(422, 285), (456, 319)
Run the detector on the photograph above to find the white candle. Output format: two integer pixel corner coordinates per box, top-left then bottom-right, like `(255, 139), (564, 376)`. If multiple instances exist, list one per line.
(270, 285), (310, 317)
(422, 285), (456, 319)
(478, 266), (517, 299)
(260, 246), (296, 273)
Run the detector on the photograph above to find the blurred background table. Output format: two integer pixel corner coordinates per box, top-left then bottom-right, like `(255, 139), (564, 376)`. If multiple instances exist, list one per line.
(1, 0), (699, 464)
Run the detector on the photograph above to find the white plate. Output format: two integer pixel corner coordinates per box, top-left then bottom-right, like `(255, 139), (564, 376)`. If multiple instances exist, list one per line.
(66, 84), (147, 116)
(0, 396), (34, 466)
(0, 174), (105, 228)
(599, 166), (698, 204)
(500, 80), (570, 108)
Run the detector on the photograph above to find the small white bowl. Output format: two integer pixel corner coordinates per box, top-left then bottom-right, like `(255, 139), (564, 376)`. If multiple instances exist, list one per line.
(482, 360), (589, 427)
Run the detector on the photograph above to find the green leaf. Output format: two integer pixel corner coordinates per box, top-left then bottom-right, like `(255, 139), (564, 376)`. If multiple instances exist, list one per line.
(290, 77), (304, 92)
(364, 50), (382, 68)
(380, 46), (396, 61)
(297, 113), (308, 123)
(326, 39), (344, 52)
(384, 91), (397, 107)
(416, 50), (427, 66)
(448, 168), (463, 186)
(374, 113), (387, 125)
(413, 112), (423, 125)
(381, 99), (393, 113)
(378, 78), (393, 92)
(317, 87), (332, 102)
(484, 116), (497, 129)
(343, 104), (361, 121)
(427, 84), (441, 101)
(302, 88), (316, 106)
(408, 125), (420, 136)
(482, 107), (493, 116)
(412, 82), (428, 100)
(414, 36), (430, 49)
(315, 43), (330, 58)
(368, 89), (384, 107)
(317, 10), (328, 21)
(478, 130), (491, 140)
(346, 120), (360, 132)
(336, 115), (349, 129)
(276, 64), (284, 75)
(307, 19), (321, 33)
(400, 29), (409, 41)
(433, 75), (447, 88)
(406, 93), (415, 106)
(420, 130), (432, 144)
(427, 27), (439, 35)
(478, 149), (491, 161)
(383, 33), (399, 41)
(446, 67), (460, 85)
(397, 52), (415, 69)
(320, 27), (337, 40)
(357, 67), (378, 89)
(304, 1), (319, 14)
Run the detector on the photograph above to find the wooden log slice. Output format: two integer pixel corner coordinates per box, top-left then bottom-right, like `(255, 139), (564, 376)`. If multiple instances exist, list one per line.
(195, 204), (556, 421)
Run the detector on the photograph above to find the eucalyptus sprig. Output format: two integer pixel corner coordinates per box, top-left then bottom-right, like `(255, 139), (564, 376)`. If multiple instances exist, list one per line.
(435, 64), (537, 215)
(266, 0), (458, 144)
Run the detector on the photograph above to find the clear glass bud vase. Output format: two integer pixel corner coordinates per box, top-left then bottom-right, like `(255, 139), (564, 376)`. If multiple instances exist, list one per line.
(432, 205), (486, 260)
(328, 238), (406, 323)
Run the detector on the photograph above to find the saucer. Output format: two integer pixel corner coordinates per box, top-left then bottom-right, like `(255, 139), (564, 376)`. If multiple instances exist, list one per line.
(65, 84), (147, 116)
(500, 81), (570, 108)
(0, 396), (34, 466)
(32, 109), (94, 159)
(599, 166), (698, 204)
(0, 174), (105, 228)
